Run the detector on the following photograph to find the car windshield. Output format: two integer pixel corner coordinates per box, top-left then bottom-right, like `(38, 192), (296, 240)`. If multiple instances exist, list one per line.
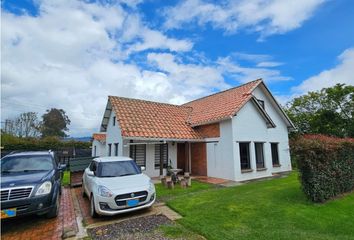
(1, 155), (54, 173)
(98, 160), (141, 177)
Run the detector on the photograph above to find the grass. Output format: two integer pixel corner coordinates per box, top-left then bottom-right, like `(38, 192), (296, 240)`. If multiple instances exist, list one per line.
(156, 180), (214, 201)
(163, 173), (354, 240)
(61, 171), (71, 186)
(159, 224), (205, 240)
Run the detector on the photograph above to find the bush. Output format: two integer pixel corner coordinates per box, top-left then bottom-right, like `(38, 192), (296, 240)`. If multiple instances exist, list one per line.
(291, 135), (354, 202)
(1, 134), (91, 152)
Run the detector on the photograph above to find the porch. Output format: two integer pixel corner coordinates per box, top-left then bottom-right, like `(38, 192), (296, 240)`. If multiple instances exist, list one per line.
(124, 140), (208, 178)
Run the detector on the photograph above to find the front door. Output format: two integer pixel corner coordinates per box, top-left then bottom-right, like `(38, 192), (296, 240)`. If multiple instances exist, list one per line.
(177, 143), (186, 171)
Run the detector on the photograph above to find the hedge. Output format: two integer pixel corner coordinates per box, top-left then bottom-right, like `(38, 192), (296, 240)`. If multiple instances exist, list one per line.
(291, 135), (354, 202)
(1, 134), (91, 152)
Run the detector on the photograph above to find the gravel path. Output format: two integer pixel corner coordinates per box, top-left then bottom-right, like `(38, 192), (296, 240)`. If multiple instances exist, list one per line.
(88, 214), (176, 240)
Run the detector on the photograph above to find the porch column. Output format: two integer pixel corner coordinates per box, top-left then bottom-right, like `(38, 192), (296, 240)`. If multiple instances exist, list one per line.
(160, 143), (163, 176)
(185, 142), (191, 173)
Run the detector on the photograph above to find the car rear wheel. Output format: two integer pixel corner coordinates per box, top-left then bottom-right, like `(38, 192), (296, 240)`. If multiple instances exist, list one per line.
(46, 194), (60, 218)
(90, 195), (98, 218)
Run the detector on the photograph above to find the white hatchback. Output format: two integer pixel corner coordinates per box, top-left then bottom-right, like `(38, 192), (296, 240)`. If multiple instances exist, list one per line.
(82, 156), (156, 217)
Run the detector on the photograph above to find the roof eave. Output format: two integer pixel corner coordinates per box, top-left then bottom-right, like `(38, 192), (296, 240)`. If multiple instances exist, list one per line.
(123, 136), (204, 142)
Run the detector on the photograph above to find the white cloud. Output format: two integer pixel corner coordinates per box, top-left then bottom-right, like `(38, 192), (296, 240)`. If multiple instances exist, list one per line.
(1, 0), (196, 136)
(256, 61), (283, 67)
(163, 0), (325, 38)
(293, 47), (354, 93)
(147, 52), (229, 102)
(123, 15), (193, 54)
(1, 0), (290, 136)
(217, 57), (290, 83)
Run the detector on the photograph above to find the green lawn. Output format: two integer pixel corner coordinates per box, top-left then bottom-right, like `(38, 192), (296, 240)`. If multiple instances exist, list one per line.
(163, 173), (354, 240)
(156, 180), (214, 201)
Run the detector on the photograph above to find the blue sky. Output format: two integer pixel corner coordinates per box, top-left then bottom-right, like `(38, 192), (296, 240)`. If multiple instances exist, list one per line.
(1, 0), (354, 136)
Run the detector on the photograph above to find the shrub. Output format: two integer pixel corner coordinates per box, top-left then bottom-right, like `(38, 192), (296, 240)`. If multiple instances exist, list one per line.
(291, 135), (354, 202)
(1, 134), (91, 152)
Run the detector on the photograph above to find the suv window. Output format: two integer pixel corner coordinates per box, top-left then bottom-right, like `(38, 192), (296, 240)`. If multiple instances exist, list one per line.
(1, 155), (54, 173)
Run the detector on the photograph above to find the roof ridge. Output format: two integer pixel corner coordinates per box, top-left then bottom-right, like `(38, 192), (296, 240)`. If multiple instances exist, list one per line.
(182, 78), (263, 106)
(108, 95), (192, 110)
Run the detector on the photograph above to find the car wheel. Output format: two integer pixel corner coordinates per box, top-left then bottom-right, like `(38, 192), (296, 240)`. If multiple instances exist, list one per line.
(90, 195), (98, 218)
(46, 193), (60, 218)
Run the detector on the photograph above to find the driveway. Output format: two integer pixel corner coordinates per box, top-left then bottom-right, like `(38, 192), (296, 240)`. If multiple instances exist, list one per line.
(1, 188), (77, 240)
(1, 185), (188, 240)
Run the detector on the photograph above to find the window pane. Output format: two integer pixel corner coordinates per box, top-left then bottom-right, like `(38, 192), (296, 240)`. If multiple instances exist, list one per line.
(271, 143), (279, 166)
(114, 143), (118, 156)
(239, 143), (251, 170)
(129, 144), (146, 167)
(155, 144), (168, 169)
(98, 161), (141, 177)
(255, 143), (264, 169)
(108, 144), (112, 156)
(1, 155), (54, 172)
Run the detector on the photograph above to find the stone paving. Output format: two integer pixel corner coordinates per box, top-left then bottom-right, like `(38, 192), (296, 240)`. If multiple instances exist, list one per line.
(2, 184), (184, 239)
(1, 187), (77, 240)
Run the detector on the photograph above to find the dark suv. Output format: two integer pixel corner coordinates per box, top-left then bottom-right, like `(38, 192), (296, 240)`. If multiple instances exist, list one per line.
(1, 151), (66, 219)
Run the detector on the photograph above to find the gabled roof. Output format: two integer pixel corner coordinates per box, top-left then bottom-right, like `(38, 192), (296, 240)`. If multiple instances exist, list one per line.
(100, 79), (294, 140)
(92, 133), (106, 141)
(183, 79), (262, 126)
(108, 96), (203, 140)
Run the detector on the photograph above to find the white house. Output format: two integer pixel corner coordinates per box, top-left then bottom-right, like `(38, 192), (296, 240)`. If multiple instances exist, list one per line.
(92, 79), (295, 181)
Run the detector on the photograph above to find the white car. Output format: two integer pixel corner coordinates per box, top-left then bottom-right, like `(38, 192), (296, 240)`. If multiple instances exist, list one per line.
(82, 156), (156, 217)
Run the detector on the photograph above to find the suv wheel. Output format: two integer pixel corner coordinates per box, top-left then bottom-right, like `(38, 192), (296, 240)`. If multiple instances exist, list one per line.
(46, 194), (60, 218)
(90, 195), (98, 218)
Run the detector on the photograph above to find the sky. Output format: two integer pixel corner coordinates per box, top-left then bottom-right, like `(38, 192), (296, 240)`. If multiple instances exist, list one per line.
(1, 0), (354, 137)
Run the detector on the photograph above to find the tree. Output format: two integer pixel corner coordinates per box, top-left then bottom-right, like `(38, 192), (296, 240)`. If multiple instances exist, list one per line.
(41, 108), (71, 138)
(285, 84), (354, 137)
(4, 112), (41, 137)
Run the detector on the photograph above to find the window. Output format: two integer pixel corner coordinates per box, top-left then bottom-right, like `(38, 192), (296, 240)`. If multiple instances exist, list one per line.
(113, 116), (116, 126)
(89, 161), (97, 173)
(108, 143), (112, 156)
(255, 143), (265, 169)
(155, 144), (168, 169)
(271, 143), (280, 166)
(114, 143), (119, 156)
(239, 142), (251, 170)
(94, 146), (97, 157)
(97, 160), (141, 177)
(257, 99), (265, 109)
(129, 144), (146, 167)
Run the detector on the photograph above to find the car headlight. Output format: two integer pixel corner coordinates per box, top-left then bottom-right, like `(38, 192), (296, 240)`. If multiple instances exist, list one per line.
(98, 185), (113, 197)
(35, 181), (52, 196)
(149, 181), (155, 192)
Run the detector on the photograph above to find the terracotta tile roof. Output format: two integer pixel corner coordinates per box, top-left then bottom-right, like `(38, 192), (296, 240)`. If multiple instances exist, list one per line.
(183, 79), (262, 126)
(92, 133), (106, 141)
(109, 96), (203, 140)
(107, 79), (262, 139)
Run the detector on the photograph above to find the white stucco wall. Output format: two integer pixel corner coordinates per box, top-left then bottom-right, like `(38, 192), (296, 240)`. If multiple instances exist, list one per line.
(142, 142), (177, 177)
(92, 139), (106, 157)
(106, 110), (123, 157)
(206, 119), (235, 180)
(231, 86), (292, 181)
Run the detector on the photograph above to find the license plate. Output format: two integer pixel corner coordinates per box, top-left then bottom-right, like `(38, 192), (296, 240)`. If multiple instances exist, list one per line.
(127, 199), (139, 207)
(1, 208), (17, 219)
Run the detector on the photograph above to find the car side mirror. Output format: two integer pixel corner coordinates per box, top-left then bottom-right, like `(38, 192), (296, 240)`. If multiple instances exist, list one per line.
(87, 170), (95, 177)
(58, 164), (67, 171)
(141, 166), (146, 171)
